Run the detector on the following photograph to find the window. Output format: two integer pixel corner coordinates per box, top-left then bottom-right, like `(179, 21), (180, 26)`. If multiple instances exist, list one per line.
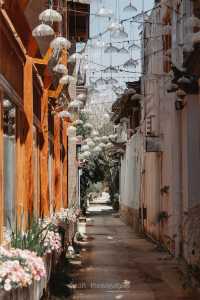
(33, 126), (40, 218)
(3, 97), (16, 230)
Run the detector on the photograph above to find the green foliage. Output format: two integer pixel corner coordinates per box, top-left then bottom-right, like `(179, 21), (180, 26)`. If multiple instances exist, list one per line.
(10, 215), (56, 257)
(76, 112), (91, 138)
(80, 149), (120, 208)
(77, 111), (120, 208)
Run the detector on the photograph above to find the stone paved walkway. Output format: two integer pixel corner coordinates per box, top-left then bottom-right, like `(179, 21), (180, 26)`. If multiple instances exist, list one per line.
(67, 205), (199, 300)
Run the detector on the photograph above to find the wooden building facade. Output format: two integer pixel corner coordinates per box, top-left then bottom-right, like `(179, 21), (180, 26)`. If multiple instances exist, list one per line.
(0, 0), (90, 240)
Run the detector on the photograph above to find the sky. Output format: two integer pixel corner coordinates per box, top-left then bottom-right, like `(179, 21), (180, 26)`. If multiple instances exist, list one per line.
(78, 0), (154, 109)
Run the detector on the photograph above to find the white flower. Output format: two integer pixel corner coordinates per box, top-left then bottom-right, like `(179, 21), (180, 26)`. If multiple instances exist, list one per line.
(4, 283), (12, 291)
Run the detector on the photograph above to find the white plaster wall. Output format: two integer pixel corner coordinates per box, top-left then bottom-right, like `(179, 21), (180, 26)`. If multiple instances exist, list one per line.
(120, 132), (143, 210)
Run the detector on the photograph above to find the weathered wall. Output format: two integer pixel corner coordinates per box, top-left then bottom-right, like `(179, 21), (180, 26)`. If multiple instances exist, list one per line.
(181, 95), (200, 263)
(141, 0), (200, 263)
(120, 132), (143, 231)
(68, 129), (78, 208)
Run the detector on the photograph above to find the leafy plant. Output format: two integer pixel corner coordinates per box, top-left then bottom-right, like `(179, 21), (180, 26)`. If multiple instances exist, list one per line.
(10, 215), (56, 257)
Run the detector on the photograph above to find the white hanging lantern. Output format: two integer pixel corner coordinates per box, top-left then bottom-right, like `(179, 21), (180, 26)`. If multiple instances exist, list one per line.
(103, 65), (118, 73)
(9, 108), (16, 118)
(91, 130), (99, 137)
(97, 6), (113, 18)
(111, 27), (128, 40)
(50, 37), (71, 50)
(68, 100), (83, 110)
(93, 146), (101, 153)
(118, 46), (129, 54)
(128, 43), (140, 50)
(123, 58), (138, 69)
(68, 53), (82, 63)
(106, 142), (113, 149)
(177, 76), (191, 85)
(103, 114), (110, 121)
(76, 93), (87, 102)
(106, 77), (118, 85)
(84, 123), (93, 130)
(104, 43), (119, 53)
(123, 1), (137, 14)
(3, 99), (12, 108)
(92, 39), (106, 48)
(107, 20), (122, 32)
(82, 151), (91, 159)
(85, 138), (92, 143)
(95, 77), (107, 86)
(81, 144), (90, 152)
(87, 140), (95, 148)
(101, 136), (109, 143)
(58, 111), (71, 119)
(109, 134), (117, 140)
(32, 23), (54, 37)
(59, 75), (76, 85)
(53, 64), (68, 74)
(39, 8), (62, 23)
(94, 137), (101, 142)
(99, 142), (106, 148)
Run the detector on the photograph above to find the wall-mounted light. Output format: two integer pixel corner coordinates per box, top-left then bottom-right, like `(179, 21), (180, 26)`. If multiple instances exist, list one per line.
(175, 98), (185, 111)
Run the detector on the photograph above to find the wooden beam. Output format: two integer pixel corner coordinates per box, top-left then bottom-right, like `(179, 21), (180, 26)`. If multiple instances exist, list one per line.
(23, 56), (34, 224)
(0, 89), (4, 241)
(32, 48), (53, 66)
(40, 89), (50, 217)
(48, 49), (68, 98)
(48, 84), (64, 99)
(54, 114), (62, 211)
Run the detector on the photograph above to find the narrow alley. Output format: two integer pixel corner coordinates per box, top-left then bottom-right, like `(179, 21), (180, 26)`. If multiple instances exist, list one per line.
(1, 0), (200, 299)
(66, 203), (198, 300)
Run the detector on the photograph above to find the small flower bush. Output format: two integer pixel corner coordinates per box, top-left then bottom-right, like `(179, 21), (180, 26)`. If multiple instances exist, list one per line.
(43, 230), (62, 254)
(0, 209), (79, 293)
(11, 219), (62, 256)
(55, 208), (80, 223)
(0, 247), (46, 292)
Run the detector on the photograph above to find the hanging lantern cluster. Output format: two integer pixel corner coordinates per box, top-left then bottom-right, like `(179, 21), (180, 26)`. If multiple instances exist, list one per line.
(79, 126), (115, 160)
(32, 3), (63, 37)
